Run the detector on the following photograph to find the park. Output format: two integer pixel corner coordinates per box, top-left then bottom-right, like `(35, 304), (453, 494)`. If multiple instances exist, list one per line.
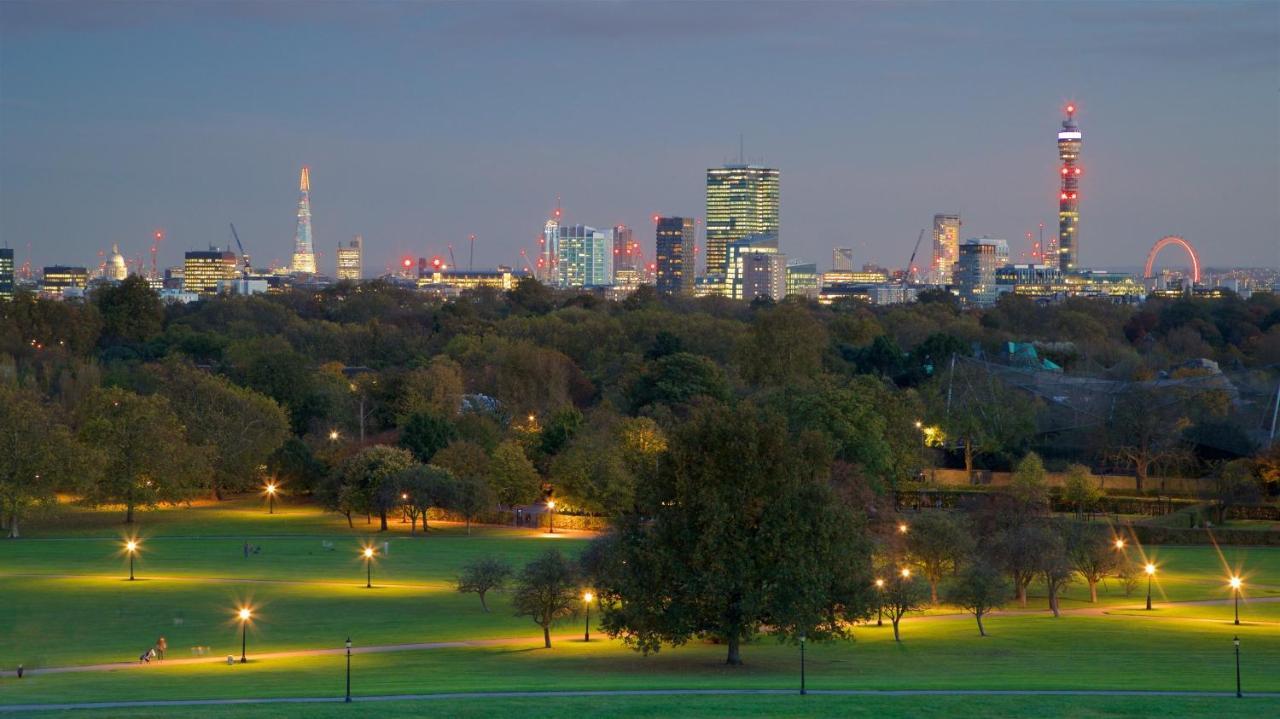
(0, 493), (1277, 718)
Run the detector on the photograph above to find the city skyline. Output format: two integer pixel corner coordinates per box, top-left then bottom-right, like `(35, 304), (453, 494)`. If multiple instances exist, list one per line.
(1, 1), (1276, 275)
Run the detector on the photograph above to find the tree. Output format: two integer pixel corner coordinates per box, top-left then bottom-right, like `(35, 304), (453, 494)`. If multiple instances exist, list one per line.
(934, 362), (1039, 473)
(453, 474), (495, 534)
(740, 301), (828, 387)
(395, 357), (464, 422)
(627, 352), (730, 414)
(151, 360), (290, 499)
(0, 386), (89, 537)
(489, 440), (542, 507)
(1065, 522), (1121, 603)
(398, 411), (457, 463)
(1202, 459), (1261, 525)
(1062, 464), (1104, 519)
(1037, 531), (1074, 617)
(1009, 452), (1050, 511)
(316, 473), (363, 528)
(593, 404), (872, 665)
(551, 415), (636, 517)
(991, 522), (1053, 607)
(395, 464), (458, 534)
(1104, 386), (1191, 492)
(94, 275), (163, 346)
(942, 561), (1010, 636)
(512, 549), (581, 648)
(881, 571), (930, 642)
(336, 445), (418, 531)
(267, 438), (329, 495)
(79, 387), (210, 523)
(456, 557), (513, 612)
(905, 511), (974, 603)
(431, 440), (490, 484)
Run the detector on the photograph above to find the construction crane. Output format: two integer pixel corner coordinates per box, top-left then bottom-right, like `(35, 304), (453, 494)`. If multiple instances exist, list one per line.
(469, 234), (476, 272)
(229, 223), (251, 277)
(905, 229), (926, 285)
(447, 244), (457, 271)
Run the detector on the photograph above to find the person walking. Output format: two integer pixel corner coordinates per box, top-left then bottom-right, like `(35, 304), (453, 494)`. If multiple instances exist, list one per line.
(156, 636), (167, 660)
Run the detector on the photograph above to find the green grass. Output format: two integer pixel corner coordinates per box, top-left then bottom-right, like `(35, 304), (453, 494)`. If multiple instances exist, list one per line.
(21, 695), (1280, 719)
(2, 498), (1279, 713)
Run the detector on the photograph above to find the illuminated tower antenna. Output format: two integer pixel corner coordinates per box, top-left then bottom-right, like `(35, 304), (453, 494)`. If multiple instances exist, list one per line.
(291, 166), (317, 274)
(1056, 104), (1082, 270)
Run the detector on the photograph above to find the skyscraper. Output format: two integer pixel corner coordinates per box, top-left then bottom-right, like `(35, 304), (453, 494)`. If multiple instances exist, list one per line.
(832, 248), (854, 272)
(705, 164), (779, 278)
(555, 225), (612, 289)
(0, 248), (14, 301)
(655, 216), (695, 295)
(955, 238), (1006, 306)
(726, 235), (785, 301)
(1057, 104), (1082, 270)
(184, 249), (238, 294)
(337, 236), (362, 281)
(291, 166), (317, 275)
(931, 214), (961, 285)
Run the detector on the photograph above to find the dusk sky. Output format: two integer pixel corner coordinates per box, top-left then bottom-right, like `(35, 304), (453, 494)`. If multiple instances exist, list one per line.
(2, 1), (1277, 276)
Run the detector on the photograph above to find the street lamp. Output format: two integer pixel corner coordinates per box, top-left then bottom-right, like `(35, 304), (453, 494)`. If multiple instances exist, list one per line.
(1234, 636), (1242, 698)
(344, 637), (352, 703)
(799, 633), (807, 696)
(546, 500), (556, 534)
(264, 482), (277, 514)
(874, 578), (885, 626)
(1229, 576), (1242, 626)
(901, 567), (912, 579)
(1144, 563), (1156, 610)
(237, 607), (252, 663)
(582, 591), (594, 642)
(329, 429), (340, 442)
(124, 539), (139, 581)
(897, 522), (909, 535)
(1113, 537), (1126, 551)
(362, 546), (376, 588)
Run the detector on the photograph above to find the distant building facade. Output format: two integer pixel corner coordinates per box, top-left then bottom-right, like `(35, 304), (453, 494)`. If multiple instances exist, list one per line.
(955, 238), (1007, 305)
(785, 261), (820, 299)
(184, 249), (238, 294)
(336, 236), (363, 281)
(555, 225), (612, 289)
(931, 213), (961, 285)
(832, 248), (854, 272)
(705, 164), (779, 277)
(41, 266), (89, 294)
(654, 216), (695, 295)
(0, 248), (13, 301)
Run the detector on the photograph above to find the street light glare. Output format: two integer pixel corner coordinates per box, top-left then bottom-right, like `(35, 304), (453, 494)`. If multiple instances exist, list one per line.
(547, 500), (556, 509)
(363, 547), (375, 559)
(901, 568), (912, 579)
(125, 540), (137, 553)
(1229, 576), (1242, 590)
(1145, 563), (1156, 575)
(265, 483), (277, 495)
(238, 608), (252, 621)
(874, 578), (885, 588)
(1114, 538), (1125, 549)
(897, 523), (909, 534)
(329, 429), (339, 440)
(583, 591), (594, 603)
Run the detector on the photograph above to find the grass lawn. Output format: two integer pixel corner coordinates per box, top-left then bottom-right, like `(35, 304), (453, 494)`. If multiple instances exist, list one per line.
(2, 498), (1278, 716)
(17, 695), (1280, 719)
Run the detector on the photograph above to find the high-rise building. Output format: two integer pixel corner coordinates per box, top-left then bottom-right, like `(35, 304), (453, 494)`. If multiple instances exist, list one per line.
(955, 238), (1007, 306)
(654, 216), (695, 295)
(540, 207), (561, 284)
(832, 248), (854, 272)
(705, 164), (779, 277)
(931, 214), (961, 285)
(291, 166), (317, 274)
(184, 249), (238, 294)
(786, 261), (820, 299)
(726, 235), (785, 301)
(1057, 104), (1082, 270)
(555, 225), (612, 289)
(41, 266), (88, 294)
(337, 236), (362, 281)
(612, 225), (640, 273)
(0, 248), (14, 301)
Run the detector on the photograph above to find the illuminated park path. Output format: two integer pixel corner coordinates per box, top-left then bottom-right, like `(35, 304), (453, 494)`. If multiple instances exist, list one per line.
(3, 687), (1279, 713)
(4, 595), (1276, 679)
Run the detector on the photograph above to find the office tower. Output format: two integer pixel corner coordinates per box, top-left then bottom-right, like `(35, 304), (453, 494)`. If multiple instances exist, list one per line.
(291, 166), (317, 274)
(1044, 234), (1060, 271)
(612, 225), (640, 273)
(832, 248), (854, 272)
(786, 261), (819, 299)
(337, 236), (363, 281)
(705, 164), (779, 277)
(1057, 104), (1082, 270)
(0, 248), (13, 301)
(41, 266), (89, 293)
(541, 206), (561, 284)
(555, 224), (612, 288)
(654, 216), (695, 295)
(184, 249), (238, 294)
(955, 238), (1006, 306)
(931, 214), (961, 285)
(726, 235), (785, 300)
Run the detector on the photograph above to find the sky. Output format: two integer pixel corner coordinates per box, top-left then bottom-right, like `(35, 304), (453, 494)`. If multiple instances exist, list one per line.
(2, 1), (1277, 277)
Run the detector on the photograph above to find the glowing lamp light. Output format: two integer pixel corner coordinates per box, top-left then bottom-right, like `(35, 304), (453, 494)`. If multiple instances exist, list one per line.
(1145, 563), (1157, 576)
(1114, 538), (1126, 550)
(238, 608), (252, 621)
(900, 568), (912, 579)
(897, 522), (909, 534)
(329, 429), (340, 441)
(1229, 576), (1242, 590)
(547, 500), (556, 510)
(874, 578), (885, 589)
(363, 547), (375, 559)
(265, 483), (277, 496)
(125, 540), (138, 553)
(583, 591), (594, 603)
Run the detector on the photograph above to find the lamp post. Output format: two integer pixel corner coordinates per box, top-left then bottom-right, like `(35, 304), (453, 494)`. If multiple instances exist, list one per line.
(362, 547), (375, 588)
(238, 608), (251, 663)
(329, 429), (340, 442)
(799, 633), (807, 695)
(1234, 636), (1242, 698)
(546, 500), (556, 534)
(874, 578), (885, 626)
(344, 637), (352, 703)
(125, 539), (138, 581)
(265, 482), (277, 514)
(582, 591), (594, 642)
(1144, 563), (1156, 610)
(897, 522), (909, 535)
(1113, 537), (1126, 552)
(1229, 577), (1242, 625)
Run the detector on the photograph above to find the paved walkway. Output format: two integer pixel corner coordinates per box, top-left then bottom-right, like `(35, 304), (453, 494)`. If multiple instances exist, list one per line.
(3, 687), (1278, 713)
